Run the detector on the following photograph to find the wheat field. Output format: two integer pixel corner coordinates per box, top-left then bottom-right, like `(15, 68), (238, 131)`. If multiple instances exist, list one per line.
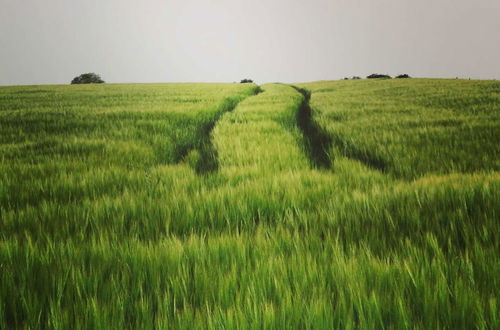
(0, 79), (498, 328)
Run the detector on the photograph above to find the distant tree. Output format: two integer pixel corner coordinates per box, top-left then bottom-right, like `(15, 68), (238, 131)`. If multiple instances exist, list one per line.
(343, 77), (349, 80)
(395, 74), (411, 79)
(240, 79), (253, 83)
(352, 76), (362, 80)
(367, 73), (391, 79)
(71, 73), (105, 84)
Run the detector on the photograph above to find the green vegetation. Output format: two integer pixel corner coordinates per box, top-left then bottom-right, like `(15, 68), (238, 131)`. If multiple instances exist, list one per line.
(0, 79), (498, 328)
(367, 73), (392, 79)
(71, 73), (105, 84)
(301, 79), (500, 179)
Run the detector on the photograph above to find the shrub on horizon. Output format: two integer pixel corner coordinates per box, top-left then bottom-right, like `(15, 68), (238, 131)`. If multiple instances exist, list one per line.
(240, 79), (253, 83)
(71, 73), (105, 84)
(367, 73), (392, 79)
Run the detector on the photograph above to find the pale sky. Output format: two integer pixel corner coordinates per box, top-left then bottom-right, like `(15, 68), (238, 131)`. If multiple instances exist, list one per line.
(1, 0), (499, 85)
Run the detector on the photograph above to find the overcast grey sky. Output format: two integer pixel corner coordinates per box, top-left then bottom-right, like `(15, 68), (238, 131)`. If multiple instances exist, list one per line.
(1, 0), (499, 85)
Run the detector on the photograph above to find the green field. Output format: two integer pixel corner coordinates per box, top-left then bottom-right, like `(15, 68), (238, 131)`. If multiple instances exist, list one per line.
(0, 79), (499, 328)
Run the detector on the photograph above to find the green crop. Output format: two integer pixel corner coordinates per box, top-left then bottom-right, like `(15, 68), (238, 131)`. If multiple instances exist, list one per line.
(0, 80), (498, 328)
(299, 78), (500, 179)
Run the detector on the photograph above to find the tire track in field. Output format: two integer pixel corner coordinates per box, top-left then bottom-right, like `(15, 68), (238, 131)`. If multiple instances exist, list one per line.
(292, 86), (388, 173)
(213, 84), (315, 174)
(191, 85), (262, 174)
(290, 86), (333, 169)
